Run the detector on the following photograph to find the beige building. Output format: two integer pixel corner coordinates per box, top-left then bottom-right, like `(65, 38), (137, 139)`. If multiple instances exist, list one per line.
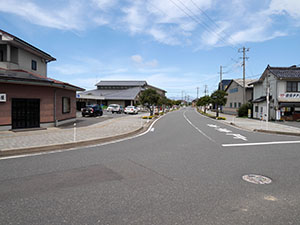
(223, 79), (257, 115)
(77, 80), (166, 109)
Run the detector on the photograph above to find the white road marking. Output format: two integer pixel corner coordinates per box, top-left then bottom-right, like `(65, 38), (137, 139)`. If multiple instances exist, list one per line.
(207, 124), (218, 128)
(0, 114), (165, 160)
(216, 128), (232, 133)
(207, 124), (247, 141)
(226, 133), (248, 141)
(222, 140), (300, 147)
(183, 111), (215, 142)
(150, 128), (155, 132)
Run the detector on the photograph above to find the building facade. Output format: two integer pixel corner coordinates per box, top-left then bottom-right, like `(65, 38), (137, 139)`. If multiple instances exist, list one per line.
(0, 30), (84, 131)
(252, 65), (300, 121)
(223, 79), (256, 115)
(77, 80), (166, 108)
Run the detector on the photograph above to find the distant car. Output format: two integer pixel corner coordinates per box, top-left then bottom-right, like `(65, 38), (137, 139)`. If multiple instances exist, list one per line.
(81, 104), (103, 117)
(107, 104), (123, 114)
(124, 106), (138, 114)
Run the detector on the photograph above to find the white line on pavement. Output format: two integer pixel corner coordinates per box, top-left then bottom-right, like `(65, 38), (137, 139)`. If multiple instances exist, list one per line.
(222, 140), (300, 147)
(183, 111), (216, 142)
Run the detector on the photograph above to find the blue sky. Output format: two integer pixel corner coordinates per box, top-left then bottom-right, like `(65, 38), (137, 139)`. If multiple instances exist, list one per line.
(1, 0), (300, 100)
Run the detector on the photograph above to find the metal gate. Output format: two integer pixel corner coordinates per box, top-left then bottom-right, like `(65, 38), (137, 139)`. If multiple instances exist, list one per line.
(12, 99), (40, 129)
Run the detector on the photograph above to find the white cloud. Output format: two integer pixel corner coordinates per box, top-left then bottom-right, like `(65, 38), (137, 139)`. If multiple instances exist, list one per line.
(0, 0), (85, 30)
(122, 1), (148, 34)
(92, 0), (118, 11)
(1, 0), (300, 47)
(131, 54), (158, 68)
(131, 55), (143, 64)
(268, 0), (300, 18)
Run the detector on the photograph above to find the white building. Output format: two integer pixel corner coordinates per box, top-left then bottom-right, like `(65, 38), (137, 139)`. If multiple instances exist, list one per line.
(251, 65), (300, 121)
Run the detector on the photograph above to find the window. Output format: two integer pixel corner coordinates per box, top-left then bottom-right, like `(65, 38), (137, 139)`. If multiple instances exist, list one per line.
(229, 88), (238, 93)
(230, 103), (232, 108)
(287, 81), (300, 92)
(234, 102), (237, 108)
(255, 106), (258, 112)
(238, 102), (241, 108)
(31, 60), (37, 71)
(62, 97), (71, 114)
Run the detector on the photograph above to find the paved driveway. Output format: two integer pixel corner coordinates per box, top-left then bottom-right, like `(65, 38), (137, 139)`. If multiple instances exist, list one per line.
(59, 110), (137, 129)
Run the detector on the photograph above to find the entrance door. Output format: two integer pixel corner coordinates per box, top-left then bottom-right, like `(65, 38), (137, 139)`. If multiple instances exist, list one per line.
(12, 99), (40, 129)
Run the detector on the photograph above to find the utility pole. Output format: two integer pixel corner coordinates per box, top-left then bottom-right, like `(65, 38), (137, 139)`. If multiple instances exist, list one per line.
(238, 47), (249, 104)
(204, 85), (208, 96)
(181, 90), (184, 102)
(266, 74), (270, 122)
(196, 87), (199, 99)
(219, 65), (223, 90)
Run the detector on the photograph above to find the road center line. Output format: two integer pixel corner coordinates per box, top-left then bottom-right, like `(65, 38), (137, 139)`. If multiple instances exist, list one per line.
(183, 111), (215, 142)
(222, 140), (300, 147)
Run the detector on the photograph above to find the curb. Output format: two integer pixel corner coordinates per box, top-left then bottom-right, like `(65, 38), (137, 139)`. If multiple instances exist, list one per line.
(195, 108), (300, 137)
(253, 129), (300, 136)
(0, 119), (155, 158)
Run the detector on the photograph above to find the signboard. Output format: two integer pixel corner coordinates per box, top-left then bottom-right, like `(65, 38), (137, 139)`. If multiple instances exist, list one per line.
(0, 93), (6, 102)
(279, 93), (300, 98)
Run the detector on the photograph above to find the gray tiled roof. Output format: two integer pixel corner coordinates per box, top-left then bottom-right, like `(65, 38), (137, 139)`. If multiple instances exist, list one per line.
(81, 87), (142, 100)
(269, 66), (300, 79)
(0, 69), (52, 82)
(96, 80), (147, 87)
(0, 68), (84, 91)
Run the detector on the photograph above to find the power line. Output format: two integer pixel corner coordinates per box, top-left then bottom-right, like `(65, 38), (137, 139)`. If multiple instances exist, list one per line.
(168, 0), (236, 50)
(189, 0), (238, 47)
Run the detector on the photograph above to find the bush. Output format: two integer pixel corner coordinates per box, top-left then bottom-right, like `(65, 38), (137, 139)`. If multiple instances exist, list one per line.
(142, 116), (153, 119)
(217, 117), (226, 120)
(238, 103), (252, 117)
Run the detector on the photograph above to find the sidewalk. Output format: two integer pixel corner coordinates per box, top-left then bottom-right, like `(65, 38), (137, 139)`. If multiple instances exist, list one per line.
(206, 110), (300, 136)
(0, 113), (151, 157)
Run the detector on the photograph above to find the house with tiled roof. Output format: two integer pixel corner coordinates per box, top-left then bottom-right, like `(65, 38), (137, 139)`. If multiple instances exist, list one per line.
(77, 80), (166, 108)
(0, 29), (84, 130)
(222, 78), (257, 115)
(251, 65), (300, 121)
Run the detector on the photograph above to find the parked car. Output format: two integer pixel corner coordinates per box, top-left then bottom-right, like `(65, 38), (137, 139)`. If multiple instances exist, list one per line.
(124, 106), (138, 114)
(107, 104), (124, 114)
(81, 104), (103, 117)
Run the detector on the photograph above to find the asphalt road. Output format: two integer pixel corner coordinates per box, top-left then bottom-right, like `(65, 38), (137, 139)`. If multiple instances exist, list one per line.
(1, 107), (300, 224)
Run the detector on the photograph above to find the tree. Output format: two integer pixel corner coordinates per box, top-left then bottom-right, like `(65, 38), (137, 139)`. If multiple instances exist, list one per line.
(210, 90), (228, 117)
(139, 89), (160, 116)
(238, 103), (252, 117)
(196, 96), (211, 113)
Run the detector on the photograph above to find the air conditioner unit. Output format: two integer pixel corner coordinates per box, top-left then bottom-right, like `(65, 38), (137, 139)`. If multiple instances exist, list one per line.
(0, 93), (6, 102)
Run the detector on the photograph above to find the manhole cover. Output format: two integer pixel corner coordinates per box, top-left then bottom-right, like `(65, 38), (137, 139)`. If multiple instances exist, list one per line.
(242, 174), (272, 184)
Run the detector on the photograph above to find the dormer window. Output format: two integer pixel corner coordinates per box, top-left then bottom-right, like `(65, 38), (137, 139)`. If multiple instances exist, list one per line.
(31, 60), (37, 70)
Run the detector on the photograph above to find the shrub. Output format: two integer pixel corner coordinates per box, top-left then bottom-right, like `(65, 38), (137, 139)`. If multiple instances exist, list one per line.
(217, 117), (226, 120)
(142, 116), (153, 119)
(238, 103), (252, 117)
